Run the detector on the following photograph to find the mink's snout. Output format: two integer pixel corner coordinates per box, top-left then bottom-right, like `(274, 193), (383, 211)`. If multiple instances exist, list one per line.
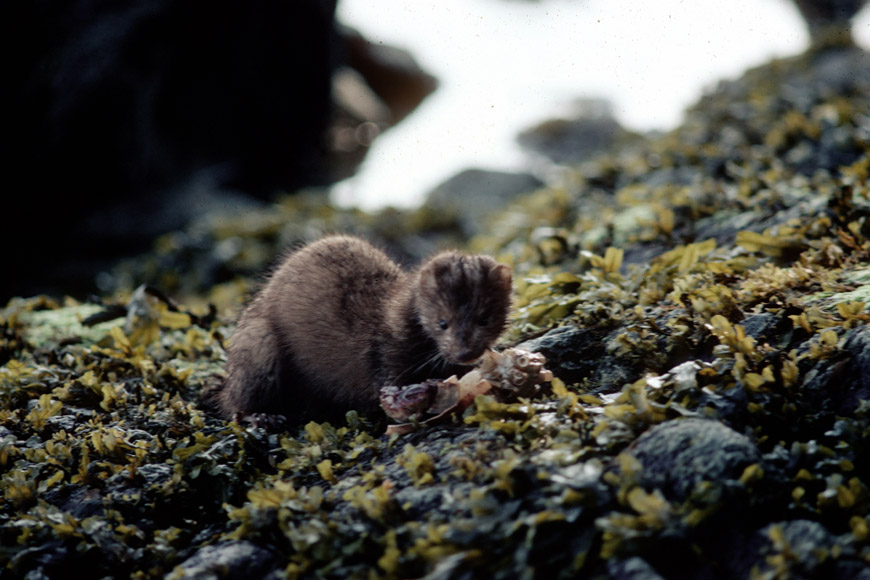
(439, 320), (502, 365)
(454, 348), (485, 364)
(444, 338), (487, 365)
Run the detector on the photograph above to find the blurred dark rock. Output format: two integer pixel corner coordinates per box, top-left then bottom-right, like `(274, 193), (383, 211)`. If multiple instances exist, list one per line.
(325, 28), (438, 185)
(0, 1), (436, 301)
(749, 520), (868, 579)
(342, 27), (438, 124)
(423, 169), (543, 237)
(4, 0), (339, 200)
(607, 557), (667, 580)
(791, 0), (868, 47)
(1, 0), (339, 300)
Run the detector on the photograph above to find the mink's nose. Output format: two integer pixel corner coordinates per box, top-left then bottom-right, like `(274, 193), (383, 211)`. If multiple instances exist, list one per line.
(456, 349), (483, 364)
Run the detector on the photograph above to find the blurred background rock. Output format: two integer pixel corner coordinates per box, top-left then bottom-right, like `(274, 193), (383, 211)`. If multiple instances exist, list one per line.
(793, 0), (868, 47)
(1, 0), (435, 300)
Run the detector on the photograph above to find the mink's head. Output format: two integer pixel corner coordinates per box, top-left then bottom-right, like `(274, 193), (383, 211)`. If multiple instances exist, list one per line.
(415, 252), (512, 364)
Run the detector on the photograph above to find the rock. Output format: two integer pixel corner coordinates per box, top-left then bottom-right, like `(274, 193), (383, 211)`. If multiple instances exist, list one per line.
(343, 27), (438, 124)
(0, 2), (438, 301)
(8, 541), (70, 579)
(791, 0), (868, 47)
(740, 312), (783, 343)
(745, 519), (870, 579)
(798, 325), (870, 415)
(49, 486), (106, 520)
(171, 541), (279, 579)
(137, 463), (175, 489)
(518, 326), (599, 384)
(2, 0), (338, 300)
(607, 557), (667, 580)
(423, 169), (544, 238)
(5, 0), (338, 199)
(627, 418), (760, 501)
(327, 30), (439, 185)
(517, 99), (631, 165)
(517, 325), (637, 392)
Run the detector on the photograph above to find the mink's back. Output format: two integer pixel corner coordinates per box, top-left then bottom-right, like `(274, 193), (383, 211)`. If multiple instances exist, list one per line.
(264, 236), (403, 394)
(216, 236), (402, 420)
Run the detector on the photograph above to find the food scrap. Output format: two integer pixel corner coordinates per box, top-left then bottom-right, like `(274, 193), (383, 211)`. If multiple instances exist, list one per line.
(380, 347), (553, 434)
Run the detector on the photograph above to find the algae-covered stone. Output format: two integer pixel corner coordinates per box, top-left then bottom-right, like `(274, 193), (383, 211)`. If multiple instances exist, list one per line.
(799, 324), (870, 414)
(750, 519), (867, 579)
(627, 418), (760, 501)
(517, 325), (638, 392)
(14, 304), (122, 349)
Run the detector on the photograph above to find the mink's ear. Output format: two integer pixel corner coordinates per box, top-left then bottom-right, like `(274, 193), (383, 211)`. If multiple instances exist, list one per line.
(489, 263), (513, 291)
(421, 253), (458, 286)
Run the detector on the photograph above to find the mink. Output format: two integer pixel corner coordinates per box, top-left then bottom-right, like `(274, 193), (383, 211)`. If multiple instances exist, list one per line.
(213, 235), (513, 426)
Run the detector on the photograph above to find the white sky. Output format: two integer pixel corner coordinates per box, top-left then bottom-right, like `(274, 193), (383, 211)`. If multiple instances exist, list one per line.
(333, 0), (870, 210)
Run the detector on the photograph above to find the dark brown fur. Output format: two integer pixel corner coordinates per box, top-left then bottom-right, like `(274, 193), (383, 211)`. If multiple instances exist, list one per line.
(214, 235), (512, 425)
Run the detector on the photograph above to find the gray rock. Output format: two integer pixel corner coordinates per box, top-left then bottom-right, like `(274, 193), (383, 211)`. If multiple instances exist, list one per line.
(628, 418), (760, 501)
(171, 541), (278, 579)
(607, 557), (667, 580)
(748, 519), (870, 579)
(424, 169), (543, 237)
(791, 0), (867, 46)
(517, 325), (637, 392)
(137, 463), (175, 488)
(517, 99), (627, 166)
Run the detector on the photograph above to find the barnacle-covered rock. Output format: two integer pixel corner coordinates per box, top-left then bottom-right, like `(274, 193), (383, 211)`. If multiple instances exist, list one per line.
(626, 418), (761, 502)
(380, 347), (553, 433)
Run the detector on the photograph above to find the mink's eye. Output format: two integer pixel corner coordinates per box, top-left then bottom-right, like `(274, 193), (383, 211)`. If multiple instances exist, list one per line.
(439, 319), (449, 330)
(477, 315), (489, 327)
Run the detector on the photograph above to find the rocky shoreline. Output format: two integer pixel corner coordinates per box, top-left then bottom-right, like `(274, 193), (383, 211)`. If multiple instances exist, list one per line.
(2, 46), (870, 579)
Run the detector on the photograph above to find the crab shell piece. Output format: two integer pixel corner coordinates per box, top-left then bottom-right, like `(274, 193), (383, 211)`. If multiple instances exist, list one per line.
(380, 348), (553, 433)
(379, 380), (441, 423)
(475, 347), (553, 399)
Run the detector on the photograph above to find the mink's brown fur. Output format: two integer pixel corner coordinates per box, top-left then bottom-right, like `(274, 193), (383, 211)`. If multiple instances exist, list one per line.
(213, 235), (513, 425)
